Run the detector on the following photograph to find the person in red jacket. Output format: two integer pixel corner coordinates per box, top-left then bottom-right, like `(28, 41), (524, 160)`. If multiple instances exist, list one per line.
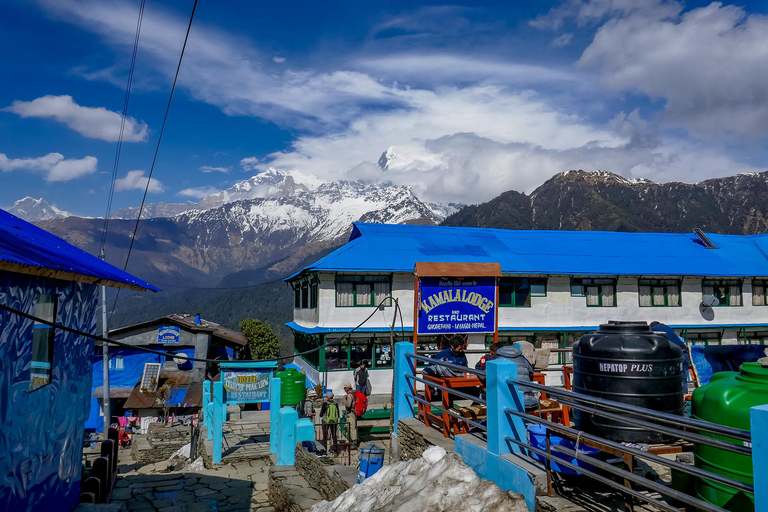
(476, 343), (500, 371)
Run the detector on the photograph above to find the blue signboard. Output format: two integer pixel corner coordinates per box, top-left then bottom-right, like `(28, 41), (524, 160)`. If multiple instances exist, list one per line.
(417, 276), (496, 334)
(158, 325), (180, 344)
(221, 368), (273, 403)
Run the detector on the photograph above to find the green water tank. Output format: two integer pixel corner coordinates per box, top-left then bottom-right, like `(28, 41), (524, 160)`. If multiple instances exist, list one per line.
(691, 362), (768, 511)
(276, 368), (306, 406)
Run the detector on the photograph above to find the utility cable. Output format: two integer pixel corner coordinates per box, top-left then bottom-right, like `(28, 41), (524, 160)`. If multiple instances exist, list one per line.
(111, 0), (199, 322)
(0, 295), (390, 365)
(100, 0), (146, 252)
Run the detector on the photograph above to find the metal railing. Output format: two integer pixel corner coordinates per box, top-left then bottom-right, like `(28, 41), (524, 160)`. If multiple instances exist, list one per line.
(392, 343), (757, 512)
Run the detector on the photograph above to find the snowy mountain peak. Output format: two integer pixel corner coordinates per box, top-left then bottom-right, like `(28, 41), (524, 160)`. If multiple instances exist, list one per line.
(8, 196), (70, 221)
(378, 146), (396, 170)
(197, 168), (324, 210)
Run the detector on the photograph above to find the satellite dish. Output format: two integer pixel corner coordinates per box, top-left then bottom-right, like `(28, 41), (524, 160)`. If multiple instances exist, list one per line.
(173, 353), (189, 365)
(701, 295), (720, 308)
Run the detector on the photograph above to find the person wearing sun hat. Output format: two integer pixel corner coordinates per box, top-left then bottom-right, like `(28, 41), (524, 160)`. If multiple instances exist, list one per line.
(342, 382), (358, 449)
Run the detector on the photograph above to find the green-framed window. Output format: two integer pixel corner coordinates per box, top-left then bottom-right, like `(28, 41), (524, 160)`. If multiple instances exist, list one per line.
(752, 279), (768, 306)
(639, 279), (681, 307)
(335, 275), (391, 307)
(292, 278), (318, 309)
(499, 277), (546, 307)
(294, 332), (322, 368)
(30, 293), (57, 391)
(702, 279), (742, 307)
(743, 330), (768, 344)
(571, 278), (616, 307)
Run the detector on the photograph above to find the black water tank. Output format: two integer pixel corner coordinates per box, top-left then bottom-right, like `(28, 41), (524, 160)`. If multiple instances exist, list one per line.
(572, 321), (684, 443)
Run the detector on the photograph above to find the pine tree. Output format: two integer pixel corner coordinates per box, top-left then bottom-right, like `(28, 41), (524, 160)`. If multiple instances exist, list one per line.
(239, 318), (280, 360)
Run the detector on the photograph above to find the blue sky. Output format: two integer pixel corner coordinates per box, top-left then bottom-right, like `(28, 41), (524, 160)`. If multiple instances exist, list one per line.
(1, 0), (768, 216)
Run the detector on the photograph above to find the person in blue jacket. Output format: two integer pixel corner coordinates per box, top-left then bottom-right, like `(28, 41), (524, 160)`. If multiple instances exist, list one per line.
(423, 335), (467, 377)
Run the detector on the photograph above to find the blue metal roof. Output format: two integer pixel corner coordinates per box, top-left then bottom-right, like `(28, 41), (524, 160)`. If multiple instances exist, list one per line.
(0, 208), (159, 291)
(287, 223), (768, 279)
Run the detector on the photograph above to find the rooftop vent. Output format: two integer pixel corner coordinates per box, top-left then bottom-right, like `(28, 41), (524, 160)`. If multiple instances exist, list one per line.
(693, 228), (718, 249)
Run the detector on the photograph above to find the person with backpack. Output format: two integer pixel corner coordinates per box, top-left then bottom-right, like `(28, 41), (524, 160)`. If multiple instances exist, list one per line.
(297, 388), (317, 420)
(354, 360), (371, 395)
(342, 382), (368, 449)
(320, 391), (339, 449)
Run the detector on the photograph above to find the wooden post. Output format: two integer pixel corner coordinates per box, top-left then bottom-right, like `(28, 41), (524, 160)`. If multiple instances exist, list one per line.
(493, 276), (499, 345)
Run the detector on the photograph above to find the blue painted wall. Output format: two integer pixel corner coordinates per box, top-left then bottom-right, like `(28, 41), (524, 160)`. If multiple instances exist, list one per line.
(0, 271), (97, 512)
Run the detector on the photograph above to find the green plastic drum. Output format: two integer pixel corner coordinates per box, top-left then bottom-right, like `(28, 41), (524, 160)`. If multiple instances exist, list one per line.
(276, 368), (306, 406)
(691, 362), (768, 511)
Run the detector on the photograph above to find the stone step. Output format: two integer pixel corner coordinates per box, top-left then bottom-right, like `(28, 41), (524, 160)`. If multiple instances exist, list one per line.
(268, 466), (324, 512)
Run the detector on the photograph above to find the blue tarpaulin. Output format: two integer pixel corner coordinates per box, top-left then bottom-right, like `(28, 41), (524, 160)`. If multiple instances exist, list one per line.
(165, 388), (188, 406)
(690, 344), (768, 385)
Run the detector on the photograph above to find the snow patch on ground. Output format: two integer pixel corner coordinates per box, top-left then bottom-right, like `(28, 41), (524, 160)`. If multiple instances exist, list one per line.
(310, 448), (527, 512)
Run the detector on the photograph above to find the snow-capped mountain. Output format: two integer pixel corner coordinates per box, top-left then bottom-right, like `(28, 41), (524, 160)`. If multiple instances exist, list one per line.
(7, 197), (70, 221)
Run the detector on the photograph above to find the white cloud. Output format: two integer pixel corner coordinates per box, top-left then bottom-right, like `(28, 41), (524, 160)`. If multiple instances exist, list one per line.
(178, 186), (220, 199)
(273, 56), (285, 63)
(199, 165), (230, 173)
(3, 95), (148, 142)
(530, 0), (680, 30)
(551, 33), (573, 47)
(114, 170), (164, 193)
(240, 157), (260, 172)
(0, 152), (98, 182)
(578, 2), (768, 138)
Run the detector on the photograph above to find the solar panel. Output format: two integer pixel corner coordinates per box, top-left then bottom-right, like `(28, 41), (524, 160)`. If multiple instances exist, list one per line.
(693, 228), (718, 249)
(140, 363), (162, 392)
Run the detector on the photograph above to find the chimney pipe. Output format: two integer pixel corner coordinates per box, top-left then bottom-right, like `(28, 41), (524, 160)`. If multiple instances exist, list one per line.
(195, 313), (201, 325)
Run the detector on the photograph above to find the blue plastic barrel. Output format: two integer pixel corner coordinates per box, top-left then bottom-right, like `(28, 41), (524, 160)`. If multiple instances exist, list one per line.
(357, 445), (385, 483)
(527, 424), (600, 475)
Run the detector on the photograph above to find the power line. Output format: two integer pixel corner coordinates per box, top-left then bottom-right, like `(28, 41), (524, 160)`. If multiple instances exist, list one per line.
(111, 0), (199, 321)
(100, 0), (146, 252)
(0, 297), (393, 365)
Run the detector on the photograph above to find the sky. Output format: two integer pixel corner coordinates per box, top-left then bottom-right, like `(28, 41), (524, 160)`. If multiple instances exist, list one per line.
(1, 0), (768, 215)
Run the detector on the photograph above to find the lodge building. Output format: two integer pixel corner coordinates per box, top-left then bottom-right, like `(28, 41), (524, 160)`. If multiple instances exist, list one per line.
(286, 223), (768, 394)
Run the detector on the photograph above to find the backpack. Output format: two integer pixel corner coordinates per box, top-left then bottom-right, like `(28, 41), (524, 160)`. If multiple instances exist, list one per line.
(325, 402), (339, 423)
(352, 390), (368, 417)
(296, 399), (308, 419)
(364, 378), (372, 397)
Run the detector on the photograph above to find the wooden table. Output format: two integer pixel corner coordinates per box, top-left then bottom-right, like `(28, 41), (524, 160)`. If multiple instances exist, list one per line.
(418, 373), (482, 438)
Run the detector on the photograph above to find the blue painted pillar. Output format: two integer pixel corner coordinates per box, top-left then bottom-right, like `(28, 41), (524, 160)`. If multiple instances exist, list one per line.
(270, 377), (281, 455)
(486, 358), (526, 456)
(203, 380), (211, 438)
(212, 381), (224, 464)
(393, 341), (415, 436)
(751, 404), (768, 511)
(277, 407), (298, 465)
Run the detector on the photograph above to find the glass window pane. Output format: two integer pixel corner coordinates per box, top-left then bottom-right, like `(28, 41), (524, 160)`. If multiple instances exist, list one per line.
(355, 284), (372, 305)
(586, 286), (600, 306)
(652, 286), (665, 306)
(336, 283), (354, 307)
(374, 282), (390, 306)
(729, 285), (742, 306)
(530, 281), (546, 296)
(639, 285), (652, 306)
(350, 340), (372, 368)
(374, 342), (393, 368)
(754, 284), (765, 306)
(500, 283), (514, 305)
(30, 294), (55, 391)
(602, 285), (615, 306)
(667, 285), (680, 306)
(301, 285), (309, 308)
(571, 282), (584, 296)
(514, 280), (531, 307)
(294, 288), (301, 308)
(325, 344), (348, 370)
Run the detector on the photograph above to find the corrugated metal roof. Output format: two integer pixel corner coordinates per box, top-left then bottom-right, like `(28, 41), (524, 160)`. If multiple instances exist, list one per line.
(0, 208), (159, 291)
(109, 313), (247, 346)
(288, 223), (768, 279)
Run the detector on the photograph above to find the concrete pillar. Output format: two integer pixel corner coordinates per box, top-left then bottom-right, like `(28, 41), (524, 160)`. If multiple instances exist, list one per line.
(751, 404), (768, 511)
(486, 358), (526, 456)
(212, 381), (223, 464)
(393, 341), (415, 436)
(270, 377), (281, 455)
